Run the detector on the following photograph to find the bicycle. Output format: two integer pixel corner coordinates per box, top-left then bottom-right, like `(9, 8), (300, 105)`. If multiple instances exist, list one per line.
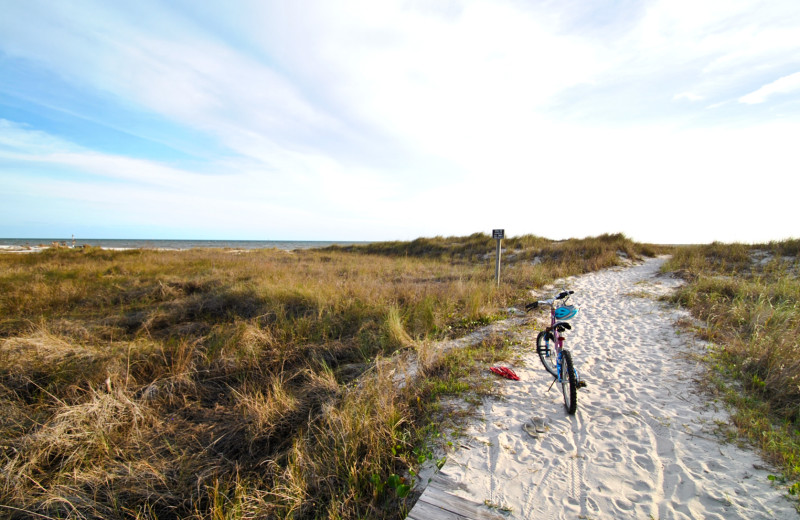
(526, 290), (585, 414)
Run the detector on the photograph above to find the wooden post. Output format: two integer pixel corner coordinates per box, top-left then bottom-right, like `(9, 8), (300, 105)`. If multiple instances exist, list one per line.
(492, 229), (504, 286)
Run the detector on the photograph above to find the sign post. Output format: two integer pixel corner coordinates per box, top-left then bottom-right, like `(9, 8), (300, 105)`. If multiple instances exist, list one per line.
(492, 229), (504, 286)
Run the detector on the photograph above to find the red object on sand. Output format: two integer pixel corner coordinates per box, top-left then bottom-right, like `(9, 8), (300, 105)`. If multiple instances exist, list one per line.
(490, 366), (520, 380)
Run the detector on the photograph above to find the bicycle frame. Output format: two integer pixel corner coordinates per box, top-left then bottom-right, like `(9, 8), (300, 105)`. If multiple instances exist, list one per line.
(544, 303), (567, 383)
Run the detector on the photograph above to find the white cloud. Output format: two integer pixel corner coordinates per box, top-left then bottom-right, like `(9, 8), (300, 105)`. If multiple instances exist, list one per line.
(0, 120), (73, 154)
(0, 119), (414, 239)
(739, 71), (800, 104)
(673, 92), (704, 102)
(238, 2), (609, 160)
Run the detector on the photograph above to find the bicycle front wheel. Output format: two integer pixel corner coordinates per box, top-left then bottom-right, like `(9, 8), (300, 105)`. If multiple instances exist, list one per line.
(561, 349), (577, 414)
(536, 331), (558, 377)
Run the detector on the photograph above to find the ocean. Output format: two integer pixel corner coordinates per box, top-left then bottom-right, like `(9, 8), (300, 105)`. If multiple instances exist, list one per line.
(0, 238), (368, 251)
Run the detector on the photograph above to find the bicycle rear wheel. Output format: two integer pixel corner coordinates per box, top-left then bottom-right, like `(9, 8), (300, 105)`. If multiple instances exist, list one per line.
(536, 331), (558, 377)
(561, 349), (577, 414)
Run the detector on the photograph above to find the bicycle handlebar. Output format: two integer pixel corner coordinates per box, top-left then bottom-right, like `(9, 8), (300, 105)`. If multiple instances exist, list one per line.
(525, 290), (574, 312)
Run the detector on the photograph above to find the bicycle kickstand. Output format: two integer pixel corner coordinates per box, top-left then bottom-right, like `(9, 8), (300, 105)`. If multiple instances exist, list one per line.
(547, 377), (557, 392)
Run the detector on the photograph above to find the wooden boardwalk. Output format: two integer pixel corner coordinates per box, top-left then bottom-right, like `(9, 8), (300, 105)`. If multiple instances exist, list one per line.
(406, 468), (504, 520)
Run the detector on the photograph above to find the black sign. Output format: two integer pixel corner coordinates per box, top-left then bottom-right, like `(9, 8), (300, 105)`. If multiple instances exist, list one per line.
(492, 229), (505, 239)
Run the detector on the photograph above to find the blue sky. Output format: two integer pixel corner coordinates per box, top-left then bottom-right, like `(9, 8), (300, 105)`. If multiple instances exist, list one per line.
(1, 0), (798, 243)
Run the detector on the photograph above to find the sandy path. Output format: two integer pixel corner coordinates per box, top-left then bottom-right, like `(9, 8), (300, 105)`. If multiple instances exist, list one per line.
(437, 257), (796, 519)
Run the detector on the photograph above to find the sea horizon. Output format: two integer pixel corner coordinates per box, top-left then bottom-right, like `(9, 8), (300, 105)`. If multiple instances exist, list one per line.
(0, 238), (370, 251)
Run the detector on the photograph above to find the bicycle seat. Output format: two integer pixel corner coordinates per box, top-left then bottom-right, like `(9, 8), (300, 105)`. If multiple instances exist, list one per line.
(554, 322), (572, 332)
(546, 322), (572, 333)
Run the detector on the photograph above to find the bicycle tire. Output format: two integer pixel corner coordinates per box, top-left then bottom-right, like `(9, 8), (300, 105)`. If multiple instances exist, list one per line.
(536, 330), (558, 377)
(561, 349), (577, 414)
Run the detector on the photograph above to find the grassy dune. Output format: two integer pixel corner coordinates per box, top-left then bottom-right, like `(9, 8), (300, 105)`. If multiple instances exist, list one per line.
(0, 234), (657, 519)
(664, 240), (800, 488)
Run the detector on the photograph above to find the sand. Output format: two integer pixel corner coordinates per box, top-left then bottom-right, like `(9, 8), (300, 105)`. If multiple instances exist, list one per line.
(429, 257), (796, 519)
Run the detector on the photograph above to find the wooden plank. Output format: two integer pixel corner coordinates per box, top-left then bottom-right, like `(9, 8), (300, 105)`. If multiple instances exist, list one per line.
(424, 468), (472, 497)
(406, 498), (470, 520)
(428, 468), (459, 486)
(426, 474), (463, 494)
(418, 485), (504, 520)
(406, 465), (506, 520)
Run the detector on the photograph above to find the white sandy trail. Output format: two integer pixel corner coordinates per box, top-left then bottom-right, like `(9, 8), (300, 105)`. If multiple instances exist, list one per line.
(438, 257), (796, 519)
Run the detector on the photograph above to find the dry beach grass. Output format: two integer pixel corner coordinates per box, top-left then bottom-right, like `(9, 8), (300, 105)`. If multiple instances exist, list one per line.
(0, 234), (659, 519)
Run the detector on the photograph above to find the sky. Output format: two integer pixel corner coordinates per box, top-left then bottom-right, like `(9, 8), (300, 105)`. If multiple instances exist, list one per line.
(1, 0), (799, 244)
